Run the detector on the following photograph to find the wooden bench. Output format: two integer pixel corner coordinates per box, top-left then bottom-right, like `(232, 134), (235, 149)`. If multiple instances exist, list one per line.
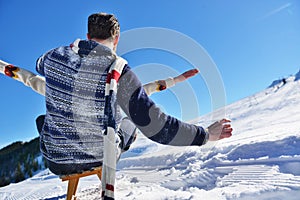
(60, 167), (102, 200)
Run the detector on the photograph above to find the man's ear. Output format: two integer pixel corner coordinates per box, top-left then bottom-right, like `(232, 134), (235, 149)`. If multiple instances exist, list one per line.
(87, 33), (91, 40)
(113, 35), (119, 46)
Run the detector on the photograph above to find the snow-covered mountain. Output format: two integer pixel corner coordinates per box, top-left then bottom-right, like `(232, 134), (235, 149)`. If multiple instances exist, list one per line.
(1, 71), (300, 200)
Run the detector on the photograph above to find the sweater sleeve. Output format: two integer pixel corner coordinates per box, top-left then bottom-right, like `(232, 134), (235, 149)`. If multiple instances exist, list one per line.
(143, 78), (175, 96)
(0, 59), (46, 96)
(117, 65), (209, 146)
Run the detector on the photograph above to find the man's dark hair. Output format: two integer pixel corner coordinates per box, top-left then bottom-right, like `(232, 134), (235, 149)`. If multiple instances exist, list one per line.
(88, 13), (120, 40)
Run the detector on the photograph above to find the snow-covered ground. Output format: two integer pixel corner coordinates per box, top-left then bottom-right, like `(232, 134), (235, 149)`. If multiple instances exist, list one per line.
(1, 73), (300, 200)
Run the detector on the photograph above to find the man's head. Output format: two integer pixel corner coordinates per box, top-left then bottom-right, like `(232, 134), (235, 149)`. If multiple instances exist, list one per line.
(87, 13), (120, 50)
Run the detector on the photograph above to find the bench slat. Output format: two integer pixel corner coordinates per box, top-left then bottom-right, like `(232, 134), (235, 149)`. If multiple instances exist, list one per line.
(60, 167), (102, 200)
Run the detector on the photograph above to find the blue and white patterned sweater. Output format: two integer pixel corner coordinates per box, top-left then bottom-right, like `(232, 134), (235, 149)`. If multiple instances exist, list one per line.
(36, 39), (209, 166)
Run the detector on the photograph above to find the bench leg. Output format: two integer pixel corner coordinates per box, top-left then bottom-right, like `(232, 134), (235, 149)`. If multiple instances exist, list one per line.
(66, 178), (79, 200)
(97, 171), (102, 180)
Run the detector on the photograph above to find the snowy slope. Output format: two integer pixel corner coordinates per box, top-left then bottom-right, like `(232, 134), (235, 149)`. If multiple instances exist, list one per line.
(1, 74), (300, 200)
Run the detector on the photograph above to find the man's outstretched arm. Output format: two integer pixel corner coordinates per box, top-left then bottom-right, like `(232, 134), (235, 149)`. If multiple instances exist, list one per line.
(0, 59), (45, 95)
(117, 66), (233, 146)
(143, 68), (199, 96)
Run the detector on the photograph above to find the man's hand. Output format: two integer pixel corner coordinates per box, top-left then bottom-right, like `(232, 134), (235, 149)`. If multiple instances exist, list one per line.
(174, 69), (199, 83)
(207, 119), (233, 141)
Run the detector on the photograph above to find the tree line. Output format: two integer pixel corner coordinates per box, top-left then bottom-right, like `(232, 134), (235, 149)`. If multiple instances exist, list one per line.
(0, 137), (47, 187)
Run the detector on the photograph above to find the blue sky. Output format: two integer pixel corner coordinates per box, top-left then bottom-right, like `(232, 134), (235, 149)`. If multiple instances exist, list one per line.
(0, 0), (299, 148)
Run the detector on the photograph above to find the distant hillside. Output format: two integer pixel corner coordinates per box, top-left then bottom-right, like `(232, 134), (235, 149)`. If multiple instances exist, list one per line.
(267, 69), (300, 92)
(0, 137), (46, 187)
(295, 69), (300, 81)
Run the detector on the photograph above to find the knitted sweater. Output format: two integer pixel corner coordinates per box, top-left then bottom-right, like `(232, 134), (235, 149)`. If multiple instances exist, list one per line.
(36, 40), (118, 164)
(1, 39), (209, 166)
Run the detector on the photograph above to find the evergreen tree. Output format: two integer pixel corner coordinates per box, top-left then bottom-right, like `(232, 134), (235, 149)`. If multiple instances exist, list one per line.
(32, 160), (39, 172)
(14, 162), (25, 183)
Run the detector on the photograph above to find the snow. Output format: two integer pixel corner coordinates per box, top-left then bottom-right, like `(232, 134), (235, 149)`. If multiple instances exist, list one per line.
(1, 75), (300, 200)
